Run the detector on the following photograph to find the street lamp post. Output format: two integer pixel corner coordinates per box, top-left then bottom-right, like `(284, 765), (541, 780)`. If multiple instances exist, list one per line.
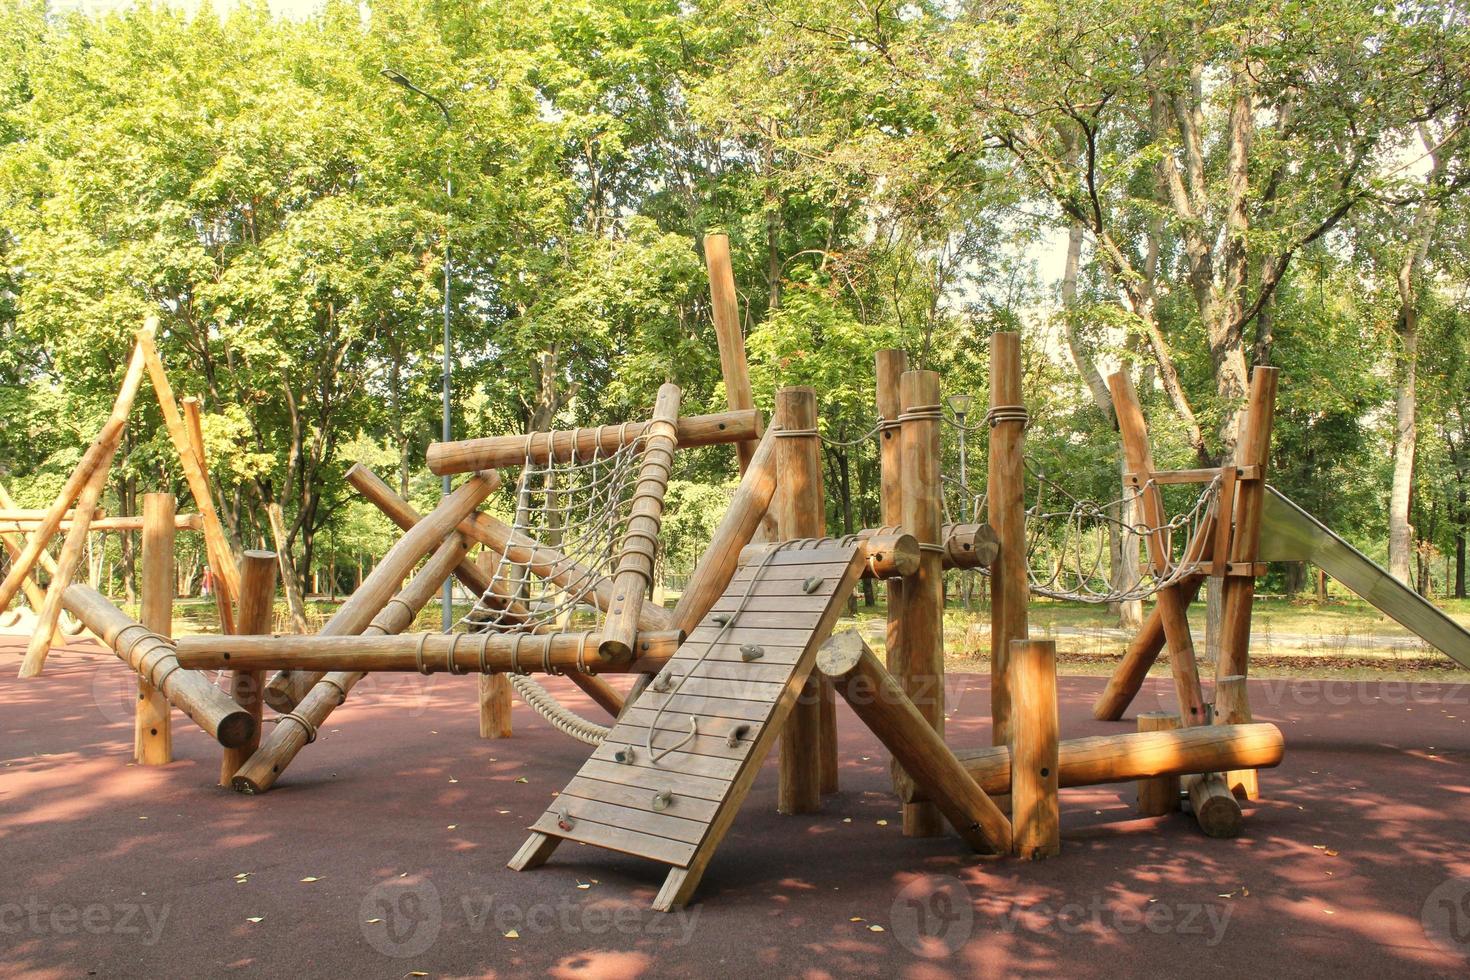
(382, 68), (455, 632)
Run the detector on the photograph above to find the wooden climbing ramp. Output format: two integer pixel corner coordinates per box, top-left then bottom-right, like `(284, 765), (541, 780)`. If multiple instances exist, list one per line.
(509, 540), (867, 911)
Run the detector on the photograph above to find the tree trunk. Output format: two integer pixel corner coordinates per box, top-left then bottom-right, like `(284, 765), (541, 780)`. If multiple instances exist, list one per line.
(266, 502), (309, 632)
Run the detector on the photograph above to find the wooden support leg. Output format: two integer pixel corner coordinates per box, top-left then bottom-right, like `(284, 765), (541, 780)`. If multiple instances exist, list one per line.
(1184, 772), (1244, 838)
(135, 493), (175, 765)
(989, 333), (1028, 748)
(507, 832), (562, 871)
(819, 632), (1011, 854)
(899, 370), (947, 837)
(1135, 712), (1181, 816)
(479, 674), (513, 739)
(222, 551), (279, 785)
(775, 386), (827, 814)
(1216, 675), (1259, 800)
(1010, 639), (1059, 859)
(653, 867), (700, 914)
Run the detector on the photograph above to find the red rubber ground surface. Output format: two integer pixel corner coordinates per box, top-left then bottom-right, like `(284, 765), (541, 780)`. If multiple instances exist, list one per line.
(2, 635), (1469, 978)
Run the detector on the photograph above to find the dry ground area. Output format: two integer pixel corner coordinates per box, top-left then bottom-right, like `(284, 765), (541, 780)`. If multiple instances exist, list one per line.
(3, 631), (1470, 978)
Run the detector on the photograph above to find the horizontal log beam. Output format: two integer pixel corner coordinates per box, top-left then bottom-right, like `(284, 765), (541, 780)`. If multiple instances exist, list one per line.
(894, 722), (1284, 802)
(426, 409), (763, 474)
(855, 523), (998, 570)
(0, 514), (203, 533)
(176, 630), (684, 674)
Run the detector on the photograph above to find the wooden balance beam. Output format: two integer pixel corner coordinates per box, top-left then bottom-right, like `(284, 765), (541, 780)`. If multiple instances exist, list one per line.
(891, 722), (1284, 801)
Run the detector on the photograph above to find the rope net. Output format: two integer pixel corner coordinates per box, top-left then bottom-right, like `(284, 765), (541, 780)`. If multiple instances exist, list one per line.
(458, 430), (650, 635)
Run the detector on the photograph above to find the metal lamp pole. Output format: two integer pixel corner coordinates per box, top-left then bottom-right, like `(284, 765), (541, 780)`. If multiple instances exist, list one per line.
(382, 68), (455, 632)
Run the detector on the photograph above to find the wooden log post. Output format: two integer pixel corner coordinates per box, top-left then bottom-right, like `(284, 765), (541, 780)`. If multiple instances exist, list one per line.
(705, 232), (760, 475)
(1215, 368), (1279, 736)
(1108, 372), (1210, 726)
(264, 471), (501, 712)
(474, 545), (513, 739)
(1136, 712), (1182, 816)
(1010, 639), (1059, 858)
(774, 386), (834, 811)
(989, 332), (1027, 747)
(232, 534), (468, 793)
(1216, 675), (1259, 800)
(221, 551), (279, 785)
(669, 425), (779, 635)
(0, 335), (148, 620)
(876, 350), (909, 803)
(898, 369), (946, 836)
(896, 722), (1285, 801)
(137, 325), (241, 633)
(135, 493), (176, 765)
(61, 585), (255, 747)
(426, 410), (758, 474)
(818, 631), (1011, 854)
(599, 384), (682, 662)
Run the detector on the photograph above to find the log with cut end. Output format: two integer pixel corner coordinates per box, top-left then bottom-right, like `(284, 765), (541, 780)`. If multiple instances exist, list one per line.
(817, 631), (1012, 855)
(61, 585), (256, 748)
(1184, 772), (1244, 838)
(426, 409), (762, 474)
(176, 629), (683, 673)
(893, 722), (1285, 801)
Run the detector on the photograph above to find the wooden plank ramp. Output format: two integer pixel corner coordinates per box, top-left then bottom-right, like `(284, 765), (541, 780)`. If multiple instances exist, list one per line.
(509, 541), (866, 910)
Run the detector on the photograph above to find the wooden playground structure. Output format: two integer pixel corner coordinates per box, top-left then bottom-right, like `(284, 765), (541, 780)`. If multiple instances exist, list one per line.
(3, 232), (1354, 912)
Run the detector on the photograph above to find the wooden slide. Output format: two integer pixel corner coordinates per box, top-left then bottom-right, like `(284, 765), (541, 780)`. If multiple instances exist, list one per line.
(1261, 486), (1470, 669)
(510, 541), (868, 911)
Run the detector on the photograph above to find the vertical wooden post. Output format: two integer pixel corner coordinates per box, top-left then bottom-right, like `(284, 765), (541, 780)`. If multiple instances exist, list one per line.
(898, 369), (945, 837)
(1215, 368), (1279, 720)
(1010, 639), (1059, 858)
(877, 350), (910, 802)
(1216, 675), (1258, 800)
(989, 333), (1028, 746)
(223, 551), (279, 785)
(476, 546), (513, 738)
(599, 384), (682, 661)
(704, 233), (759, 475)
(776, 386), (828, 813)
(1136, 712), (1181, 816)
(1108, 372), (1210, 726)
(136, 493), (175, 766)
